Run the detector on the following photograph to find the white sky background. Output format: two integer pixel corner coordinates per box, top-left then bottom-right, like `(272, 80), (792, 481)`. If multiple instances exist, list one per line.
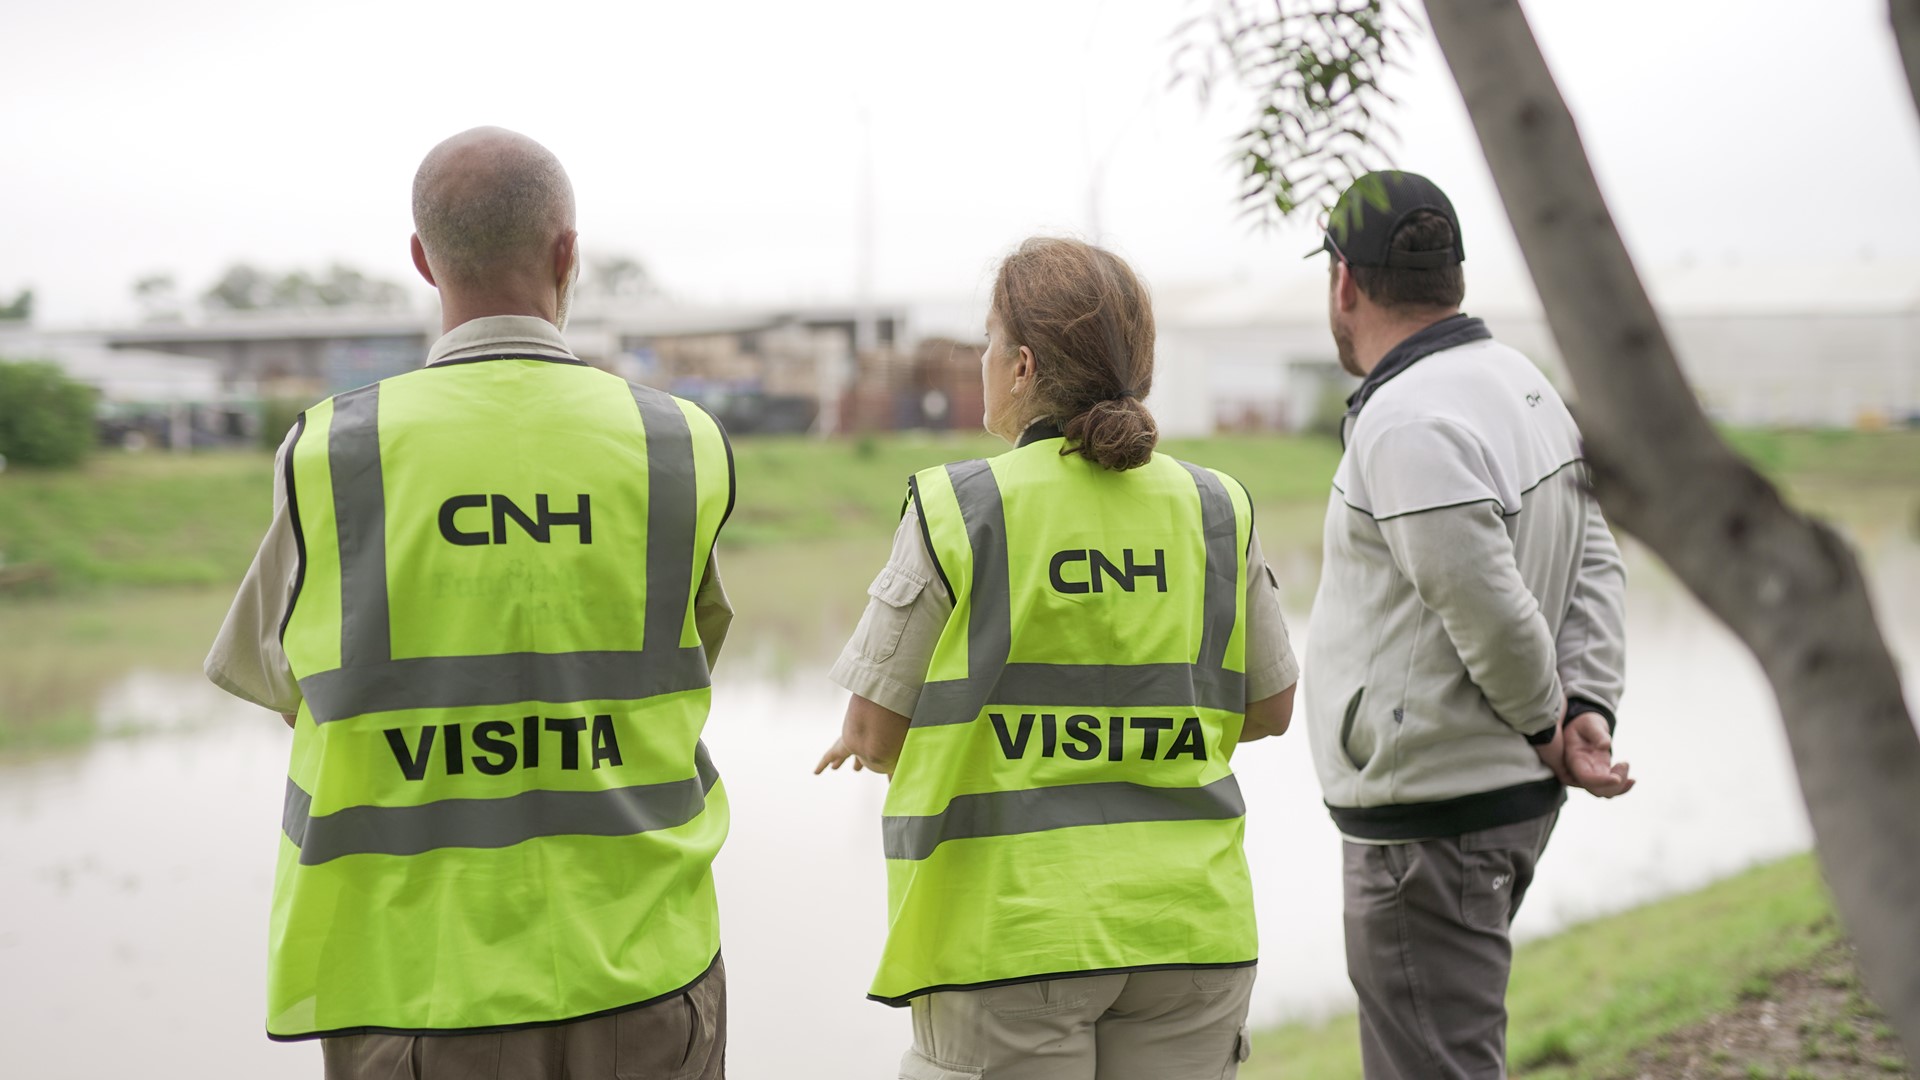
(3, 0), (1918, 327)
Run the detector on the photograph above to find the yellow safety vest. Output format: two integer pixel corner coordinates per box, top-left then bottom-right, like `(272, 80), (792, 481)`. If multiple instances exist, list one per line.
(271, 354), (732, 1039)
(871, 430), (1258, 1004)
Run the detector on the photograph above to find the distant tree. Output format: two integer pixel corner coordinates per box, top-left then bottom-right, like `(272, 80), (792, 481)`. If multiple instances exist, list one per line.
(583, 255), (661, 302)
(311, 263), (410, 309)
(269, 269), (319, 310)
(202, 262), (411, 315)
(202, 263), (276, 312)
(133, 273), (184, 322)
(1179, 0), (1920, 1054)
(0, 360), (95, 467)
(0, 288), (35, 323)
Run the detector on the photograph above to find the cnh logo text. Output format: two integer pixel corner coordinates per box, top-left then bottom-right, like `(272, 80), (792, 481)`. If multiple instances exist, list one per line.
(439, 494), (592, 546)
(1049, 548), (1167, 594)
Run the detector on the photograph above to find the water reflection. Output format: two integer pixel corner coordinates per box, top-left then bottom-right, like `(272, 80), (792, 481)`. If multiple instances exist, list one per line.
(0, 696), (307, 1077)
(1, 505), (1915, 1079)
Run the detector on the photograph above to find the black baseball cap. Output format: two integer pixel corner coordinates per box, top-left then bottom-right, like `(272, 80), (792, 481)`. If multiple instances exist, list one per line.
(1306, 171), (1466, 269)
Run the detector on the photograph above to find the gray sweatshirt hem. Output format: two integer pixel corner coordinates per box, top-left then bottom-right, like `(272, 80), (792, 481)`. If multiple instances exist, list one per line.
(1327, 778), (1566, 841)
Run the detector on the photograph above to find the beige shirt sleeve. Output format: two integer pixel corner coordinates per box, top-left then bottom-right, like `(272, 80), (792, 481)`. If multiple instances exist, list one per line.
(827, 508), (1301, 715)
(204, 429), (736, 716)
(826, 508), (953, 717)
(693, 551), (733, 669)
(1244, 530), (1301, 701)
(205, 429), (304, 715)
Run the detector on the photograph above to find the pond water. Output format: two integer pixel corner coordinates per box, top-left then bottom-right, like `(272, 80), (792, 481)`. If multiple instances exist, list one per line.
(2, 498), (1917, 1079)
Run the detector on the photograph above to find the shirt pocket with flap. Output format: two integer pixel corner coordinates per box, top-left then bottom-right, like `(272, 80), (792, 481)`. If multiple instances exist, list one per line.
(855, 564), (927, 663)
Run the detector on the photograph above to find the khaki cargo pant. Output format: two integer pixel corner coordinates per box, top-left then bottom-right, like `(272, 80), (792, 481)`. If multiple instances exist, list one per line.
(320, 956), (725, 1080)
(900, 965), (1256, 1080)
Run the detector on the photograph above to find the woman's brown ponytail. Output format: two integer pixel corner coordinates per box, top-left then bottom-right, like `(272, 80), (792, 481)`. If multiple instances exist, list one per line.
(991, 237), (1159, 471)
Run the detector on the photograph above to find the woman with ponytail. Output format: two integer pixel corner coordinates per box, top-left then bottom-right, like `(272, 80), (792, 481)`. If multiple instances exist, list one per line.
(817, 237), (1300, 1079)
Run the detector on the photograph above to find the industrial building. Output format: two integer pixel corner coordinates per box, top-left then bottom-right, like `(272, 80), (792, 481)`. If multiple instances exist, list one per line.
(3, 259), (1914, 445)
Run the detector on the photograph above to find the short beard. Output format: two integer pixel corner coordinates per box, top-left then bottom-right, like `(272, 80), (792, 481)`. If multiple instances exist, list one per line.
(1333, 319), (1363, 378)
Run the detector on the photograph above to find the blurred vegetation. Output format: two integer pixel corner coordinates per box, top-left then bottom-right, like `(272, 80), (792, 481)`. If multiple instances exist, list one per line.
(1305, 379), (1355, 439)
(0, 287), (33, 322)
(0, 429), (1914, 595)
(1721, 428), (1920, 490)
(724, 432), (1346, 547)
(259, 398), (310, 451)
(0, 452), (271, 590)
(200, 261), (410, 314)
(0, 359), (97, 467)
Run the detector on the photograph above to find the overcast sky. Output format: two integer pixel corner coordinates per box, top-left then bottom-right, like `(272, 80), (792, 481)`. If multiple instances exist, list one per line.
(4, 0), (1918, 326)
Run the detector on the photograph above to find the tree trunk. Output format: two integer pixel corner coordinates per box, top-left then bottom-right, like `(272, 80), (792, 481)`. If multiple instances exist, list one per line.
(1896, 0), (1920, 120)
(1423, 0), (1920, 1055)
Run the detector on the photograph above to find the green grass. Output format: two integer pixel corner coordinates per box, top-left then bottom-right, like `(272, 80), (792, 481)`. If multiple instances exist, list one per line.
(0, 451), (274, 591)
(1722, 428), (1920, 491)
(0, 588), (238, 752)
(724, 432), (997, 546)
(1245, 855), (1845, 1080)
(1, 428), (1913, 593)
(723, 432), (1345, 546)
(0, 434), (1348, 592)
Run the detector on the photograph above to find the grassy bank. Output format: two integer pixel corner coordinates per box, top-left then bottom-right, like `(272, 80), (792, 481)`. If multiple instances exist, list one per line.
(1723, 427), (1920, 491)
(0, 588), (239, 751)
(1251, 854), (1911, 1079)
(0, 432), (1348, 592)
(2, 428), (1913, 595)
(0, 452), (275, 590)
(725, 431), (1345, 547)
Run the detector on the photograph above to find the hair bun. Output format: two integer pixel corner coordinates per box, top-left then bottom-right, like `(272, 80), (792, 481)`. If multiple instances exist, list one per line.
(1064, 397), (1156, 471)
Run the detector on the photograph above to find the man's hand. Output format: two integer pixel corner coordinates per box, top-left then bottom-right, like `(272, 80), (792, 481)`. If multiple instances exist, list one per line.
(814, 738), (867, 775)
(1562, 711), (1634, 797)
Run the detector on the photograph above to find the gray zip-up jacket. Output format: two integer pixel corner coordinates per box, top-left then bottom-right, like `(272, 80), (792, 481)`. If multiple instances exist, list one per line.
(1304, 316), (1626, 840)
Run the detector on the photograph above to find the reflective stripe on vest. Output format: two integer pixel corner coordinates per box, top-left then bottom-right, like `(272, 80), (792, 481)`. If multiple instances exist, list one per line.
(870, 440), (1258, 1005)
(271, 357), (731, 1040)
(282, 741), (722, 865)
(293, 376), (712, 723)
(908, 457), (1247, 729)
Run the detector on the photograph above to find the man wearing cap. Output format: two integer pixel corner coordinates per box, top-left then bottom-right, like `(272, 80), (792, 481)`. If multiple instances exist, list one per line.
(1302, 170), (1633, 1079)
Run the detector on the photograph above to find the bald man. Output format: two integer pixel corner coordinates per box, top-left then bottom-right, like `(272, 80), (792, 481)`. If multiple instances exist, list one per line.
(208, 127), (735, 1079)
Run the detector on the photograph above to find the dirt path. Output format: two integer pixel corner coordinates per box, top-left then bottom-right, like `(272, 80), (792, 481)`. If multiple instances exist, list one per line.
(1619, 940), (1912, 1079)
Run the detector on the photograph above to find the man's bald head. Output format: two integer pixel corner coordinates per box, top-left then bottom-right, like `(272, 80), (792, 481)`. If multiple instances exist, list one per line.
(412, 127), (575, 289)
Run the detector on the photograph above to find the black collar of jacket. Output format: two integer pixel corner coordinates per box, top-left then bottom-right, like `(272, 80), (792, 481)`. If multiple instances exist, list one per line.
(1017, 420), (1066, 448)
(1343, 313), (1492, 432)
